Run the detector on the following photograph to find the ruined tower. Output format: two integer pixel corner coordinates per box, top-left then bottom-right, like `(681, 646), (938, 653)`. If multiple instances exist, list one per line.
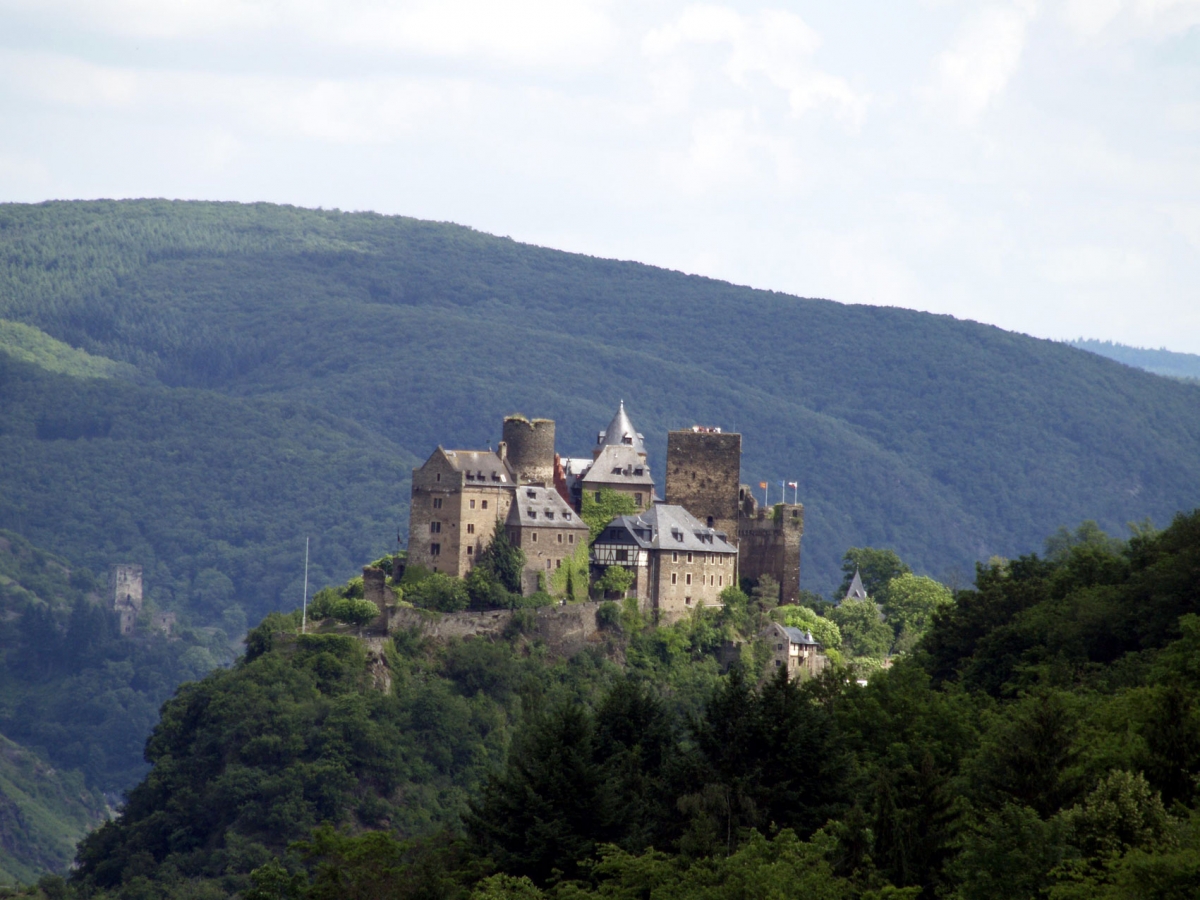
(737, 502), (804, 605)
(109, 564), (143, 635)
(665, 427), (742, 544)
(501, 416), (556, 486)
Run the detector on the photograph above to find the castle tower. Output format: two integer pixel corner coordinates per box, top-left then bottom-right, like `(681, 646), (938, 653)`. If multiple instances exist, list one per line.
(665, 427), (742, 546)
(595, 401), (646, 460)
(109, 564), (143, 635)
(501, 416), (556, 486)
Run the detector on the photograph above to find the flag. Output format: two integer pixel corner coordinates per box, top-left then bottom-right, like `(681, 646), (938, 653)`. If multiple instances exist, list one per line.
(787, 481), (798, 489)
(758, 481), (767, 489)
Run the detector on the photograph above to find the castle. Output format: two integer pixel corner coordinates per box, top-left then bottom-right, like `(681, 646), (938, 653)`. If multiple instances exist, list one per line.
(406, 403), (805, 620)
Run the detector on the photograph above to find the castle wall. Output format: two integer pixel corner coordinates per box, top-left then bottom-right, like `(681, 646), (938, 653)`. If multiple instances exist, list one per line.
(665, 431), (742, 547)
(737, 505), (804, 604)
(388, 601), (603, 658)
(502, 417), (556, 486)
(408, 453), (514, 577)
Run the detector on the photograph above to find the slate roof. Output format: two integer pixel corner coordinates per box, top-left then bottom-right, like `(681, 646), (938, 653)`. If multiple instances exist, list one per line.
(595, 401), (646, 456)
(506, 485), (588, 529)
(440, 448), (514, 484)
(782, 626), (822, 646)
(595, 504), (736, 555)
(581, 444), (655, 486)
(843, 569), (868, 602)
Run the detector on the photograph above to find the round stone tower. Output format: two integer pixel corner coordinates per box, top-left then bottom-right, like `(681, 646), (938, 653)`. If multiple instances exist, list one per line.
(502, 416), (556, 485)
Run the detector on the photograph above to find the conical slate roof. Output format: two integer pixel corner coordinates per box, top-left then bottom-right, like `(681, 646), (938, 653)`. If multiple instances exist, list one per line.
(595, 400), (646, 456)
(843, 569), (868, 602)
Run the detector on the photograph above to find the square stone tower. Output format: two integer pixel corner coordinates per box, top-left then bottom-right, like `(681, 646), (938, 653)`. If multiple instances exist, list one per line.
(665, 428), (742, 546)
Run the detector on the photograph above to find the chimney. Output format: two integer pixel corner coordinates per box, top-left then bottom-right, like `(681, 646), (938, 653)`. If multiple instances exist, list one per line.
(497, 441), (507, 461)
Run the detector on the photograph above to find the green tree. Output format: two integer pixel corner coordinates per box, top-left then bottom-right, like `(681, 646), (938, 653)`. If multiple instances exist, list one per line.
(580, 488), (638, 545)
(782, 605), (842, 650)
(405, 573), (470, 612)
(475, 519), (525, 594)
(331, 598), (380, 627)
(595, 566), (634, 598)
(840, 548), (911, 605)
(831, 597), (892, 658)
(882, 574), (953, 648)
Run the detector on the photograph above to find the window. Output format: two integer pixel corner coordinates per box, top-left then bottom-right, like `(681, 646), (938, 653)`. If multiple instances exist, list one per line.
(719, 575), (723, 587)
(430, 521), (441, 534)
(634, 493), (643, 505)
(467, 546), (473, 556)
(556, 559), (562, 569)
(433, 497), (443, 509)
(436, 473), (441, 482)
(481, 500), (488, 510)
(671, 573), (677, 585)
(528, 510), (537, 519)
(430, 543), (441, 556)
(527, 489), (536, 498)
(595, 491), (602, 502)
(467, 523), (475, 534)
(687, 552), (693, 563)
(568, 534), (575, 544)
(532, 533), (538, 542)
(685, 596), (692, 605)
(710, 575), (714, 585)
(686, 573), (692, 585)
(634, 468), (644, 476)
(557, 533), (563, 543)
(775, 659), (781, 667)
(565, 513), (572, 521)
(672, 551), (678, 562)
(546, 512), (554, 520)
(616, 549), (628, 561)
(469, 499), (476, 509)
(546, 559), (552, 569)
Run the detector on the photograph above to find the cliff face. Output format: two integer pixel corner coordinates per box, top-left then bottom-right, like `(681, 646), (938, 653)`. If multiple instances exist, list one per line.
(0, 734), (109, 885)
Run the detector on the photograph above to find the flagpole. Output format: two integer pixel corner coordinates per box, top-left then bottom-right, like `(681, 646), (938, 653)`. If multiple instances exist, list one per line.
(301, 537), (309, 634)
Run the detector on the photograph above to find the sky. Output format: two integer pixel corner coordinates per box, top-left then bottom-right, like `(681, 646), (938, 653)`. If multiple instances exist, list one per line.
(1, 0), (1198, 352)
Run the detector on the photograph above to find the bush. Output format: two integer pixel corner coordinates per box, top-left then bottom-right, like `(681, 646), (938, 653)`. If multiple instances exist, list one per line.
(331, 598), (379, 627)
(406, 573), (470, 612)
(596, 601), (621, 631)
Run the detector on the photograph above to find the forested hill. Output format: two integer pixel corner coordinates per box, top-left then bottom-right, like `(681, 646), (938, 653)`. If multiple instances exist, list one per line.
(1069, 339), (1200, 382)
(2, 200), (1199, 620)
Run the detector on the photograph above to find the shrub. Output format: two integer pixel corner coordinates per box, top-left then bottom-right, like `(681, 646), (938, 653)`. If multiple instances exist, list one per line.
(406, 573), (470, 612)
(596, 601), (621, 631)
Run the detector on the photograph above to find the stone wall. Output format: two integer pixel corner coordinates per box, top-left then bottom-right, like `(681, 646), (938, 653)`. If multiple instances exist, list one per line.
(738, 504), (804, 604)
(665, 430), (742, 547)
(387, 600), (603, 658)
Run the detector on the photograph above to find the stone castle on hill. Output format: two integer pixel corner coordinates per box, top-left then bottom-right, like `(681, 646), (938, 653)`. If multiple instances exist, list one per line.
(407, 402), (804, 621)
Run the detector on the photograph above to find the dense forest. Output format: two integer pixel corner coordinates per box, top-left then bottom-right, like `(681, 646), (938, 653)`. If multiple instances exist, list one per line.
(1, 200), (1199, 619)
(14, 507), (1194, 900)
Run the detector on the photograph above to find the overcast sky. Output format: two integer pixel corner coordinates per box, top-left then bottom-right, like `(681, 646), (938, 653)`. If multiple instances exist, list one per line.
(2, 1), (1198, 352)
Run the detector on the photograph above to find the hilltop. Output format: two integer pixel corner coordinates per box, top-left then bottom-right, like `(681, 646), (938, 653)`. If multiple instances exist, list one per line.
(1, 199), (1198, 624)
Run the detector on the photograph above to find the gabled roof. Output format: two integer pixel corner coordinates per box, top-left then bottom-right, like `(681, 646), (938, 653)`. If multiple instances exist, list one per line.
(506, 485), (588, 529)
(843, 569), (868, 602)
(594, 504), (736, 555)
(581, 444), (654, 486)
(596, 401), (646, 456)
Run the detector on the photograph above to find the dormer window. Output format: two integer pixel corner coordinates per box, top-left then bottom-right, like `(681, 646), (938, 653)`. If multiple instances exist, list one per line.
(546, 512), (554, 520)
(611, 467), (622, 474)
(564, 513), (572, 520)
(527, 489), (536, 498)
(672, 529), (683, 541)
(528, 510), (537, 519)
(634, 468), (644, 476)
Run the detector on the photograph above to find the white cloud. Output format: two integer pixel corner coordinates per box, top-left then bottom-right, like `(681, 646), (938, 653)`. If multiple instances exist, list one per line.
(931, 0), (1038, 124)
(0, 51), (472, 144)
(661, 108), (802, 195)
(0, 0), (618, 68)
(643, 5), (867, 127)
